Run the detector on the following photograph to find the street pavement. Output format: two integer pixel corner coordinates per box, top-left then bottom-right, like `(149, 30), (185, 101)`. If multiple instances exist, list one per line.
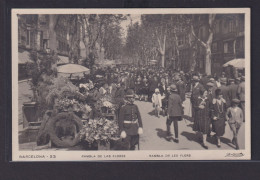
(136, 99), (245, 150)
(18, 80), (245, 150)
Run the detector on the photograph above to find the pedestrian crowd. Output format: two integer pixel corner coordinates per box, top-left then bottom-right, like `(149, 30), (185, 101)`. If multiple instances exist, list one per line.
(78, 65), (245, 150)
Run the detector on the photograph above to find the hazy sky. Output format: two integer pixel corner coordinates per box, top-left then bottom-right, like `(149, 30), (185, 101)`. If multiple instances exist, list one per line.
(120, 14), (141, 39)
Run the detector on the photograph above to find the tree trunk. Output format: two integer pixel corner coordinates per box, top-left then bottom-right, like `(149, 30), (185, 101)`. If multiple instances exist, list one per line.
(205, 45), (212, 75)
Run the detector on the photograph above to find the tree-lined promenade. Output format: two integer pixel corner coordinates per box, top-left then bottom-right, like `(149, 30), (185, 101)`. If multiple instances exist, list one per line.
(19, 14), (245, 76)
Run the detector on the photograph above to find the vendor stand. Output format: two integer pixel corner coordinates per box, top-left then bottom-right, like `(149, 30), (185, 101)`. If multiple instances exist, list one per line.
(223, 58), (245, 78)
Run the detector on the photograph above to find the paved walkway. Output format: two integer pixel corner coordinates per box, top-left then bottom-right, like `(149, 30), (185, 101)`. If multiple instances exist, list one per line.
(137, 99), (245, 150)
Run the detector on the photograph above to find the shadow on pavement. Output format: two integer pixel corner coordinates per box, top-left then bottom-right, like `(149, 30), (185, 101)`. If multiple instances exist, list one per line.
(155, 128), (172, 142)
(148, 110), (155, 116)
(181, 131), (200, 144)
(207, 135), (235, 149)
(182, 115), (194, 122)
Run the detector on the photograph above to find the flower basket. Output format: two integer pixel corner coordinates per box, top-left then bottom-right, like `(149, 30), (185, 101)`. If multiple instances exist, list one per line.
(79, 118), (120, 149)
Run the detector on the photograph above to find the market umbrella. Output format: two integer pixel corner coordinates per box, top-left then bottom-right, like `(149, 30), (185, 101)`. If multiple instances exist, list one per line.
(223, 58), (245, 69)
(57, 64), (90, 74)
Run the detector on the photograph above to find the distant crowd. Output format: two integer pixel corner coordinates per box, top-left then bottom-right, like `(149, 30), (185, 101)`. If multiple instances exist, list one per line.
(77, 65), (245, 150)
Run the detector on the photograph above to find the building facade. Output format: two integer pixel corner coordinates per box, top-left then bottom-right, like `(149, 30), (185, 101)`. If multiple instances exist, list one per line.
(165, 14), (245, 75)
(18, 15), (79, 66)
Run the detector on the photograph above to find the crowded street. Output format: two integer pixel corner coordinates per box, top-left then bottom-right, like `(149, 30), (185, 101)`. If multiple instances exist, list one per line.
(18, 80), (245, 150)
(16, 14), (246, 152)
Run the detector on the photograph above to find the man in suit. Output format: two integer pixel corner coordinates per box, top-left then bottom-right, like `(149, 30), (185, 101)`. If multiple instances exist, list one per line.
(166, 84), (183, 143)
(207, 82), (216, 103)
(119, 89), (143, 150)
(219, 77), (231, 107)
(228, 79), (239, 104)
(191, 75), (205, 120)
(237, 76), (245, 121)
(176, 75), (186, 102)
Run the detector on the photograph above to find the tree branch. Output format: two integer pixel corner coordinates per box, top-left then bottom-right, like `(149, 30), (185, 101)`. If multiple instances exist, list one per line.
(190, 24), (207, 48)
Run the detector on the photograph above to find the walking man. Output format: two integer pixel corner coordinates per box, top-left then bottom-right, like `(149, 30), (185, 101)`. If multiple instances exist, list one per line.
(166, 84), (183, 143)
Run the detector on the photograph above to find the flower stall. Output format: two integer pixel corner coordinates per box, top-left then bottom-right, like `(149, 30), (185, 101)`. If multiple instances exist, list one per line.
(35, 74), (120, 150)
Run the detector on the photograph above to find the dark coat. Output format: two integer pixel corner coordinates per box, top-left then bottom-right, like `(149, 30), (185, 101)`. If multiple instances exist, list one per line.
(191, 83), (205, 105)
(237, 82), (245, 102)
(149, 78), (158, 92)
(118, 104), (143, 135)
(158, 84), (167, 96)
(219, 85), (230, 107)
(167, 92), (183, 117)
(176, 80), (186, 102)
(211, 98), (227, 136)
(200, 76), (209, 88)
(193, 97), (211, 134)
(228, 83), (238, 102)
(115, 87), (125, 106)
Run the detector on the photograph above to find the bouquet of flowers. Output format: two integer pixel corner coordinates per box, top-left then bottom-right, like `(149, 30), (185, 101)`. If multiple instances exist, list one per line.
(80, 118), (120, 144)
(56, 97), (92, 116)
(79, 81), (94, 92)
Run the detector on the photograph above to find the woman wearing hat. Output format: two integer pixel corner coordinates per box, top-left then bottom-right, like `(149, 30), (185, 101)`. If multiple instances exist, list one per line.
(166, 84), (183, 143)
(226, 98), (244, 150)
(118, 89), (143, 150)
(193, 89), (211, 149)
(211, 89), (227, 148)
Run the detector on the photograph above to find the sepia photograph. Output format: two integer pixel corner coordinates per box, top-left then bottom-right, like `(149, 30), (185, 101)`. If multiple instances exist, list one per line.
(12, 8), (250, 161)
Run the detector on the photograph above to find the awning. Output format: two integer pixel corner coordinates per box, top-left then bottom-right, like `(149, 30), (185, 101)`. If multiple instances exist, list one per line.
(57, 55), (69, 65)
(18, 50), (34, 64)
(223, 58), (245, 69)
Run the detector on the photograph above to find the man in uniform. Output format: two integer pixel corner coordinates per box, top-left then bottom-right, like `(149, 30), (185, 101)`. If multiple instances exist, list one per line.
(119, 89), (143, 150)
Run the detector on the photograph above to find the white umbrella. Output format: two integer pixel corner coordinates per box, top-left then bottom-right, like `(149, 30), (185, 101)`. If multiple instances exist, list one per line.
(223, 58), (245, 69)
(57, 64), (90, 74)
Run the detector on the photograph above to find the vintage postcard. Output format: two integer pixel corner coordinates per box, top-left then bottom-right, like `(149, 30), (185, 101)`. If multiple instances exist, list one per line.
(12, 8), (250, 161)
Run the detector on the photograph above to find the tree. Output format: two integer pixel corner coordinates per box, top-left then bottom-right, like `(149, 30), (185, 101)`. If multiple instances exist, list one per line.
(190, 14), (216, 75)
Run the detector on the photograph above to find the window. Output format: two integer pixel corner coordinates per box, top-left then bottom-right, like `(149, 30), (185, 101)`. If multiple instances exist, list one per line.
(215, 21), (220, 34)
(26, 30), (30, 45)
(228, 20), (235, 33)
(224, 41), (234, 53)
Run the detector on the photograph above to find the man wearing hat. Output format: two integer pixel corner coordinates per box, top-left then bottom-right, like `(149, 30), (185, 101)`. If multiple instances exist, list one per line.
(219, 77), (231, 107)
(118, 89), (143, 150)
(226, 98), (244, 150)
(176, 75), (186, 102)
(166, 84), (183, 143)
(207, 82), (216, 103)
(237, 76), (245, 121)
(191, 75), (205, 120)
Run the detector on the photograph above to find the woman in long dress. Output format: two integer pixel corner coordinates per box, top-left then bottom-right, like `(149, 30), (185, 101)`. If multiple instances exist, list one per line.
(193, 90), (211, 149)
(211, 89), (227, 148)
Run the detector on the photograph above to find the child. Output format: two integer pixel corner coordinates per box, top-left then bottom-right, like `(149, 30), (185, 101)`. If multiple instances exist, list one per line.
(152, 88), (162, 118)
(226, 98), (244, 150)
